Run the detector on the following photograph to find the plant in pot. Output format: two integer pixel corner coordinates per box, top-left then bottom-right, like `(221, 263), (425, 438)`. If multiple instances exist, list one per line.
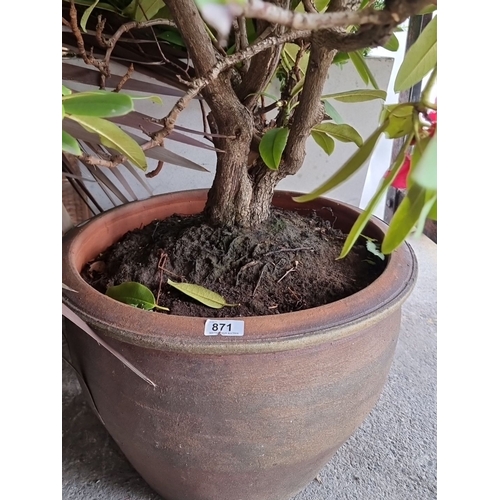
(62, 1), (437, 499)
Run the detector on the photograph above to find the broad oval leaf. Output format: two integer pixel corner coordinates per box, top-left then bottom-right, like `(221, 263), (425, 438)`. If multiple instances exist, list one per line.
(311, 130), (335, 156)
(322, 89), (387, 103)
(106, 282), (156, 310)
(62, 130), (82, 156)
(63, 91), (134, 118)
(124, 0), (165, 21)
(167, 279), (238, 309)
(313, 123), (363, 147)
(259, 127), (290, 170)
(394, 16), (437, 92)
(294, 122), (388, 203)
(62, 85), (72, 96)
(68, 115), (147, 170)
(366, 240), (385, 261)
(381, 104), (415, 139)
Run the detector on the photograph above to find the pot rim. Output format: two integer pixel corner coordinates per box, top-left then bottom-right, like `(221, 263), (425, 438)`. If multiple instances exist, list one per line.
(62, 189), (418, 354)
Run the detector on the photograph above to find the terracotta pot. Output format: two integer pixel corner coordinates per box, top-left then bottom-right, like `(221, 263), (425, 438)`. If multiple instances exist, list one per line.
(62, 189), (417, 500)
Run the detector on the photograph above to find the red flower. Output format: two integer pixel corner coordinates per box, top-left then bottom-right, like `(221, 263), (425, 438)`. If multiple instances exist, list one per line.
(389, 153), (411, 190)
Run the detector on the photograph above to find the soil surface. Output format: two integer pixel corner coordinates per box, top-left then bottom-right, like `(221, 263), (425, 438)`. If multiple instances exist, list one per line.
(83, 208), (385, 317)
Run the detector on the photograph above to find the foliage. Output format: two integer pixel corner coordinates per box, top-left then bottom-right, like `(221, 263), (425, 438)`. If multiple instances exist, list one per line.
(62, 0), (437, 260)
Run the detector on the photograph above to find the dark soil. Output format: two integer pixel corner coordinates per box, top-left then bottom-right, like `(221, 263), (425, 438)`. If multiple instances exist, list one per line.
(82, 208), (385, 317)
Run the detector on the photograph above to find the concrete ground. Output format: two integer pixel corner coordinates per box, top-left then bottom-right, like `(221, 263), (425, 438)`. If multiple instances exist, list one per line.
(62, 236), (436, 500)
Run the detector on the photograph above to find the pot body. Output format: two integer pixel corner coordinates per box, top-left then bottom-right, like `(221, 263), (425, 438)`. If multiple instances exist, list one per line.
(62, 190), (417, 500)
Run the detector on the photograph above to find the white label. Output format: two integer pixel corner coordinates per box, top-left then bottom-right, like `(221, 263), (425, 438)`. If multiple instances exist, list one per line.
(204, 320), (244, 336)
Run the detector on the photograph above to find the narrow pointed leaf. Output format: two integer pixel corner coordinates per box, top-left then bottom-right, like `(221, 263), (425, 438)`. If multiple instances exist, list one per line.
(428, 199), (437, 221)
(338, 133), (413, 258)
(313, 123), (363, 147)
(62, 130), (82, 156)
(322, 89), (387, 103)
(259, 127), (290, 170)
(106, 282), (157, 310)
(349, 51), (379, 89)
(383, 33), (400, 52)
(80, 0), (100, 33)
(68, 115), (147, 170)
(413, 190), (438, 238)
(322, 100), (344, 124)
(410, 132), (437, 190)
(167, 279), (238, 309)
(108, 167), (139, 201)
(394, 16), (437, 92)
(311, 131), (335, 156)
(63, 91), (134, 117)
(381, 184), (427, 254)
(294, 122), (388, 203)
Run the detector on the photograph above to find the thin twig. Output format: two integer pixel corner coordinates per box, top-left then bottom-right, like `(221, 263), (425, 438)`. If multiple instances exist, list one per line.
(265, 246), (313, 256)
(277, 261), (298, 283)
(240, 0), (432, 30)
(253, 263), (269, 297)
(146, 161), (164, 178)
(114, 63), (134, 92)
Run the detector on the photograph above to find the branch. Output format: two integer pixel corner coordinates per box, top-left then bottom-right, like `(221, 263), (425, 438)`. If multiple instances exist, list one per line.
(76, 28), (310, 170)
(238, 0), (433, 29)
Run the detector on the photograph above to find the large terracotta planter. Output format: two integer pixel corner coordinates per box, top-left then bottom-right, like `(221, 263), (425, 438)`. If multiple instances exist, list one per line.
(62, 189), (417, 500)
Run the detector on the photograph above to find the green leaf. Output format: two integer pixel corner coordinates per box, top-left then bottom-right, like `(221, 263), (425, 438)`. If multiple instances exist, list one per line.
(259, 127), (290, 170)
(311, 131), (335, 156)
(167, 279), (238, 309)
(394, 16), (437, 92)
(290, 78), (305, 98)
(381, 184), (428, 254)
(381, 104), (415, 139)
(428, 199), (437, 221)
(322, 89), (387, 103)
(322, 100), (344, 124)
(419, 4), (437, 14)
(131, 95), (163, 105)
(349, 51), (379, 89)
(366, 239), (385, 261)
(383, 33), (400, 52)
(80, 0), (100, 33)
(293, 122), (388, 203)
(124, 0), (165, 21)
(338, 133), (413, 258)
(313, 123), (363, 147)
(62, 130), (82, 156)
(106, 282), (156, 310)
(62, 91), (135, 118)
(333, 52), (350, 66)
(333, 52), (351, 66)
(283, 43), (310, 76)
(157, 28), (186, 47)
(413, 190), (438, 238)
(410, 132), (437, 191)
(62, 85), (72, 96)
(68, 115), (147, 170)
